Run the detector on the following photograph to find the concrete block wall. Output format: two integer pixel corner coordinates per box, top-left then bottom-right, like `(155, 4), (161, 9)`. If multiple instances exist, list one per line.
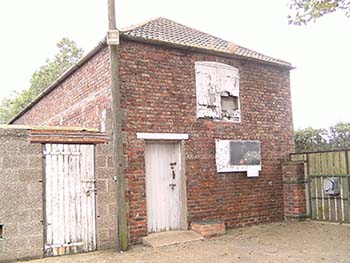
(0, 128), (43, 262)
(95, 141), (118, 249)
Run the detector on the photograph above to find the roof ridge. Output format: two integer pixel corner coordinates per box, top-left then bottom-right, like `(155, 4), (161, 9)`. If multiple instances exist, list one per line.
(121, 17), (232, 42)
(119, 17), (163, 32)
(121, 17), (238, 52)
(170, 18), (230, 41)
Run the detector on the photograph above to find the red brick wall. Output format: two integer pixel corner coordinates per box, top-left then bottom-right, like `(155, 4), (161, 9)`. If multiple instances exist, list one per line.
(119, 40), (295, 242)
(14, 47), (111, 129)
(14, 39), (295, 243)
(283, 162), (306, 220)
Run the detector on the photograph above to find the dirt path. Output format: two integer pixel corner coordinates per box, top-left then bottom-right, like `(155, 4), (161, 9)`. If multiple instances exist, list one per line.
(29, 221), (350, 263)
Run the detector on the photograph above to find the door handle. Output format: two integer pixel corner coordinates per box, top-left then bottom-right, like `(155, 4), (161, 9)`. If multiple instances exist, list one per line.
(172, 170), (176, 179)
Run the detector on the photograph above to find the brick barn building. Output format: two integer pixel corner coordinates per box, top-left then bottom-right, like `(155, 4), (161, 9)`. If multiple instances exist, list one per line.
(10, 17), (303, 248)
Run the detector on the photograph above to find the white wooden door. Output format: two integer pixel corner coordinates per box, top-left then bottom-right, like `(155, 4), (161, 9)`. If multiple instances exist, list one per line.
(145, 142), (183, 232)
(44, 144), (96, 256)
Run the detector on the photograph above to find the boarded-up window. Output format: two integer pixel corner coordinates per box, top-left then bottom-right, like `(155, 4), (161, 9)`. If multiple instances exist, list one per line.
(195, 62), (240, 122)
(229, 141), (261, 165)
(215, 139), (261, 177)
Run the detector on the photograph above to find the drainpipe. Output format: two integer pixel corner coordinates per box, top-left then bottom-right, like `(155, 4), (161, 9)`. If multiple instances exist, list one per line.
(107, 0), (128, 251)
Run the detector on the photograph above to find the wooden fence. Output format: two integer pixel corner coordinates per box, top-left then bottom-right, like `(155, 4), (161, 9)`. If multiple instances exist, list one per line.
(291, 150), (350, 223)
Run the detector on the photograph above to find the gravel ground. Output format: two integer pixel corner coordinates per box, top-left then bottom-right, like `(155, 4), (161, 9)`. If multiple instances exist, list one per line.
(29, 221), (350, 263)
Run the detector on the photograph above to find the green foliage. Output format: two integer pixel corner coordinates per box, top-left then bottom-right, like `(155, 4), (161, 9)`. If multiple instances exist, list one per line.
(0, 38), (83, 124)
(295, 127), (328, 152)
(295, 122), (350, 152)
(0, 97), (14, 124)
(288, 0), (350, 25)
(329, 122), (350, 149)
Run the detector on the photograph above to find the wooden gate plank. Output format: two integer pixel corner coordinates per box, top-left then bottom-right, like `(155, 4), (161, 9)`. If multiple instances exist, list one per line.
(307, 150), (350, 223)
(45, 144), (53, 252)
(44, 144), (96, 256)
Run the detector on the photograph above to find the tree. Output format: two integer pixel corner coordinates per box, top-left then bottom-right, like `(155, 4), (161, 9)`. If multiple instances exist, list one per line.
(295, 127), (328, 152)
(288, 0), (350, 25)
(0, 97), (14, 124)
(295, 122), (350, 152)
(329, 122), (350, 149)
(0, 38), (83, 124)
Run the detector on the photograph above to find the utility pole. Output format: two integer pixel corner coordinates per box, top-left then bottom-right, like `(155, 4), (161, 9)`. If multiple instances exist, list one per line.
(107, 0), (128, 251)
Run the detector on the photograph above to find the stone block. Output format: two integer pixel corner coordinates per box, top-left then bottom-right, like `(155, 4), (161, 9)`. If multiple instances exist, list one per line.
(0, 170), (19, 183)
(97, 229), (109, 242)
(96, 143), (113, 155)
(107, 179), (117, 193)
(18, 220), (42, 237)
(29, 209), (43, 221)
(96, 155), (107, 168)
(96, 179), (108, 192)
(18, 169), (42, 182)
(26, 155), (43, 169)
(96, 167), (115, 179)
(18, 144), (42, 155)
(2, 156), (27, 170)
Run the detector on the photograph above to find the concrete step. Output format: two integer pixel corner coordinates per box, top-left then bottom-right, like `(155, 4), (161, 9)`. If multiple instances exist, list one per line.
(142, 230), (204, 247)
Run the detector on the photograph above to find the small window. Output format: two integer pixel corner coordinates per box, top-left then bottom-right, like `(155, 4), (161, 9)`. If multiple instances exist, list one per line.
(221, 95), (239, 111)
(0, 225), (3, 239)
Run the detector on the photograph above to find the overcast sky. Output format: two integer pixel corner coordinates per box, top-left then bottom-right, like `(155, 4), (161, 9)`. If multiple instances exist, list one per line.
(0, 0), (349, 129)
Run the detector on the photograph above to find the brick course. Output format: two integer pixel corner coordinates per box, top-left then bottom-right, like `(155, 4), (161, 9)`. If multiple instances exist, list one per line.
(15, 47), (111, 129)
(14, 38), (297, 243)
(283, 161), (306, 220)
(191, 221), (225, 238)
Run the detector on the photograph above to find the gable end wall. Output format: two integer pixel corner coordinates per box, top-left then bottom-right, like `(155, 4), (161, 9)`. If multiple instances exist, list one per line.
(13, 46), (111, 129)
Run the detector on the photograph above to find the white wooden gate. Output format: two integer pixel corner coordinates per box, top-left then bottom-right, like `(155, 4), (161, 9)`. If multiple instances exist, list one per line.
(145, 142), (184, 232)
(44, 144), (96, 256)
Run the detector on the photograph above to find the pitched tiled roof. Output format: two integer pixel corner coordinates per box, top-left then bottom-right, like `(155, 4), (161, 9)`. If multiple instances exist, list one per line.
(121, 17), (291, 68)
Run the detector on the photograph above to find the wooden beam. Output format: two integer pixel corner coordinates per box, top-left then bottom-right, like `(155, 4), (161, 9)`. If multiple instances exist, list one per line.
(108, 0), (128, 251)
(30, 130), (109, 144)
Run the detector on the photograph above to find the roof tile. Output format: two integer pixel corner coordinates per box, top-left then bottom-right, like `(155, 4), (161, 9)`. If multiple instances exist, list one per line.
(121, 17), (291, 67)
